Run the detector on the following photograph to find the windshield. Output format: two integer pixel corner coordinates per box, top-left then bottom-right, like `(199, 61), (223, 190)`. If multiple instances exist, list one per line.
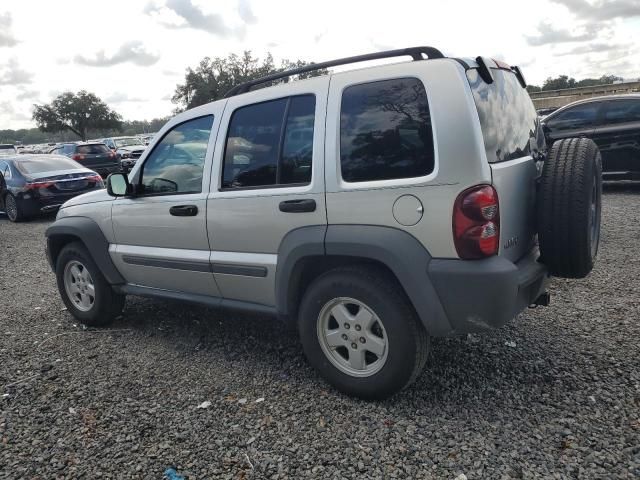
(15, 157), (83, 174)
(115, 137), (141, 147)
(77, 144), (110, 154)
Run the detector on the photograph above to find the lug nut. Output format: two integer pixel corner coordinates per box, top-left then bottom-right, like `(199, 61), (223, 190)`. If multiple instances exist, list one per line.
(341, 334), (348, 340)
(344, 323), (350, 329)
(351, 343), (357, 349)
(355, 325), (361, 331)
(359, 337), (366, 343)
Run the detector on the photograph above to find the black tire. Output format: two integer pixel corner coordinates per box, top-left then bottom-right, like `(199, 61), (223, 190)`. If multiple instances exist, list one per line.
(4, 193), (25, 222)
(537, 137), (602, 278)
(55, 242), (125, 327)
(298, 265), (429, 400)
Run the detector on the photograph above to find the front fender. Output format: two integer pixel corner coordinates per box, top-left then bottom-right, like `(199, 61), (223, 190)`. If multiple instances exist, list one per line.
(45, 216), (125, 284)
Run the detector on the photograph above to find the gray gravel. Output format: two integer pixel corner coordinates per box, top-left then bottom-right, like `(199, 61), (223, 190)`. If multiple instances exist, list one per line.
(1, 185), (639, 479)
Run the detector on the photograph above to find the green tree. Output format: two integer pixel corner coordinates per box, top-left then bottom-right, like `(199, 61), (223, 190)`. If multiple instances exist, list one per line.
(32, 91), (122, 141)
(542, 75), (577, 91)
(172, 51), (327, 110)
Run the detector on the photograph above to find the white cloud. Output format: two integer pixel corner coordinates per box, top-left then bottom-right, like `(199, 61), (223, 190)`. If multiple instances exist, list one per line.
(0, 0), (638, 130)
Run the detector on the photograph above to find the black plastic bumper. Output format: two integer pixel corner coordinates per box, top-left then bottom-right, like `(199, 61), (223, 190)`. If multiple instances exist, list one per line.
(428, 250), (549, 334)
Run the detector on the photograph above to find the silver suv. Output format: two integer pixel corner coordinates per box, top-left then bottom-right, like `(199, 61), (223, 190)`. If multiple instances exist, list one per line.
(45, 47), (602, 399)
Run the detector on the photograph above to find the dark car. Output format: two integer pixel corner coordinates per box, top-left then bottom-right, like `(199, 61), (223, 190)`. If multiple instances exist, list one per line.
(542, 94), (640, 180)
(0, 155), (104, 222)
(50, 142), (120, 178)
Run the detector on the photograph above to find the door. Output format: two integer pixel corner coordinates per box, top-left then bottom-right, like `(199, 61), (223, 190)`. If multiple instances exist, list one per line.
(206, 76), (329, 307)
(592, 98), (640, 176)
(543, 101), (602, 144)
(110, 110), (223, 297)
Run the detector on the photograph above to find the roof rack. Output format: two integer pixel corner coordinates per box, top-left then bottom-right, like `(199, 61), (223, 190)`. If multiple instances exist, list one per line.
(224, 46), (445, 98)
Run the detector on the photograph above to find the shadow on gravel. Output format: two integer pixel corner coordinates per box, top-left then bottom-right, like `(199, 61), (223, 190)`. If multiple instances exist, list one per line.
(112, 295), (566, 410)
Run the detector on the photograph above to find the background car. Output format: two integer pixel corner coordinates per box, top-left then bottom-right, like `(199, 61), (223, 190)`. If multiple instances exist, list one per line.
(542, 94), (640, 180)
(102, 136), (146, 172)
(0, 144), (18, 156)
(0, 154), (104, 222)
(50, 142), (120, 178)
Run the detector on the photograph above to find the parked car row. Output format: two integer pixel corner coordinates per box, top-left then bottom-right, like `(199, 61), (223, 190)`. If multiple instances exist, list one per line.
(0, 154), (104, 222)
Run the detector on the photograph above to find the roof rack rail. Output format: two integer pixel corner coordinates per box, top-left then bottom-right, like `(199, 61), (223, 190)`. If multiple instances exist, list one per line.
(224, 46), (445, 98)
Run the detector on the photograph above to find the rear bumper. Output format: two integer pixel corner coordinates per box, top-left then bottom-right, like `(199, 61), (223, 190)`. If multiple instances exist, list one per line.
(428, 250), (549, 334)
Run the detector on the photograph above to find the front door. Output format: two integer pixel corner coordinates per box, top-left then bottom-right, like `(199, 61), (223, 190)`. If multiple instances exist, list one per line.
(110, 110), (223, 297)
(206, 77), (329, 307)
(592, 98), (640, 175)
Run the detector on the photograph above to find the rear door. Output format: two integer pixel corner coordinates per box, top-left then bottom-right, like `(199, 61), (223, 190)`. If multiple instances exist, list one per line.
(75, 144), (116, 170)
(593, 98), (640, 175)
(110, 108), (223, 297)
(466, 66), (543, 262)
(206, 77), (329, 307)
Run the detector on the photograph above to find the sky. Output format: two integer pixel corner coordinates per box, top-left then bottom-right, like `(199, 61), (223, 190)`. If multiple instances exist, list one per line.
(0, 0), (638, 129)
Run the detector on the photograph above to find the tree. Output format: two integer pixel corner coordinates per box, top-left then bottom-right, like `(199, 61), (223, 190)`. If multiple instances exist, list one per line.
(32, 91), (122, 141)
(172, 51), (327, 110)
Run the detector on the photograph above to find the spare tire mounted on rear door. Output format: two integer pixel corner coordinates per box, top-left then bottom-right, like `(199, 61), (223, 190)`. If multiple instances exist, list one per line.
(537, 137), (602, 279)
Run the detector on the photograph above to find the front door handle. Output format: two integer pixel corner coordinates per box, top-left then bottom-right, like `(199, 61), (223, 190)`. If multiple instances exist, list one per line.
(170, 205), (198, 216)
(279, 199), (316, 213)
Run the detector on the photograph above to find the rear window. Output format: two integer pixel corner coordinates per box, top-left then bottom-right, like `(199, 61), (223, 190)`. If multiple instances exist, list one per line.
(15, 157), (82, 174)
(467, 68), (542, 163)
(77, 144), (109, 154)
(0, 145), (15, 150)
(340, 78), (435, 182)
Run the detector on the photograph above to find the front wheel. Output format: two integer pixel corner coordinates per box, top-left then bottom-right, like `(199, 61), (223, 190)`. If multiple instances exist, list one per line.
(56, 242), (125, 326)
(298, 265), (429, 400)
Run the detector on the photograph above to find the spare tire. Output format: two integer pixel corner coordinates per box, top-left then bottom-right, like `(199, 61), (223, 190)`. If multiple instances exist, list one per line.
(537, 137), (602, 278)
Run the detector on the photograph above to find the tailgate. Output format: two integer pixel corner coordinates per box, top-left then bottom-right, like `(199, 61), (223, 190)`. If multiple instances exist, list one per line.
(491, 157), (539, 261)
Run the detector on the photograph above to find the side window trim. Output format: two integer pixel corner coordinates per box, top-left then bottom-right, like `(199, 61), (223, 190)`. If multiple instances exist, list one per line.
(134, 114), (214, 197)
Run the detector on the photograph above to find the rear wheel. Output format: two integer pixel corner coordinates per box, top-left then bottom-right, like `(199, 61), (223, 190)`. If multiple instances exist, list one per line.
(537, 137), (602, 278)
(298, 265), (429, 400)
(56, 242), (125, 326)
(5, 193), (24, 222)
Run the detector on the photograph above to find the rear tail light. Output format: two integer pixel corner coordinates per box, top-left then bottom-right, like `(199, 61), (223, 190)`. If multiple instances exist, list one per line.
(72, 154), (85, 161)
(453, 185), (500, 259)
(25, 181), (54, 190)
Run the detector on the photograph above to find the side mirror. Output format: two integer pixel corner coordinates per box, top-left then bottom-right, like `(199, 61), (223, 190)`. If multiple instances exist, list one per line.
(106, 173), (131, 197)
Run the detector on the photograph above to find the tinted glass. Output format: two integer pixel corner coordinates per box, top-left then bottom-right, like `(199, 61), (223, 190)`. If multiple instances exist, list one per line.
(223, 98), (286, 188)
(548, 103), (599, 130)
(281, 95), (315, 184)
(62, 144), (75, 155)
(603, 99), (640, 124)
(340, 78), (434, 182)
(467, 69), (542, 163)
(15, 157), (83, 174)
(0, 161), (9, 179)
(140, 115), (213, 195)
(77, 144), (110, 154)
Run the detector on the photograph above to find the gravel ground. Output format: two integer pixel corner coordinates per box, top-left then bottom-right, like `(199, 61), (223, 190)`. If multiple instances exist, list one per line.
(1, 186), (639, 479)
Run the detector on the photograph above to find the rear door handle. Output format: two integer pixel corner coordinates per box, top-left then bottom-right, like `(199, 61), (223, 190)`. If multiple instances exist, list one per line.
(169, 205), (198, 216)
(279, 199), (316, 213)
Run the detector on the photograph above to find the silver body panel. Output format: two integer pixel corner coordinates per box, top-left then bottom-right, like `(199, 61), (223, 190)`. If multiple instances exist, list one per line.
(206, 76), (330, 305)
(55, 57), (540, 308)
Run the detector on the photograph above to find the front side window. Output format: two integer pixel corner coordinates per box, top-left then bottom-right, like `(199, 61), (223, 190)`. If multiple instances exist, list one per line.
(603, 99), (640, 124)
(140, 115), (214, 195)
(222, 94), (316, 189)
(0, 161), (10, 179)
(548, 103), (600, 130)
(340, 78), (435, 182)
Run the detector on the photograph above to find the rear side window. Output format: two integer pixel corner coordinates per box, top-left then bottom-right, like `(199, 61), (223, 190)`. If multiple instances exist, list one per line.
(340, 78), (434, 182)
(467, 69), (542, 163)
(77, 144), (109, 154)
(547, 103), (600, 130)
(603, 99), (640, 124)
(222, 94), (316, 189)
